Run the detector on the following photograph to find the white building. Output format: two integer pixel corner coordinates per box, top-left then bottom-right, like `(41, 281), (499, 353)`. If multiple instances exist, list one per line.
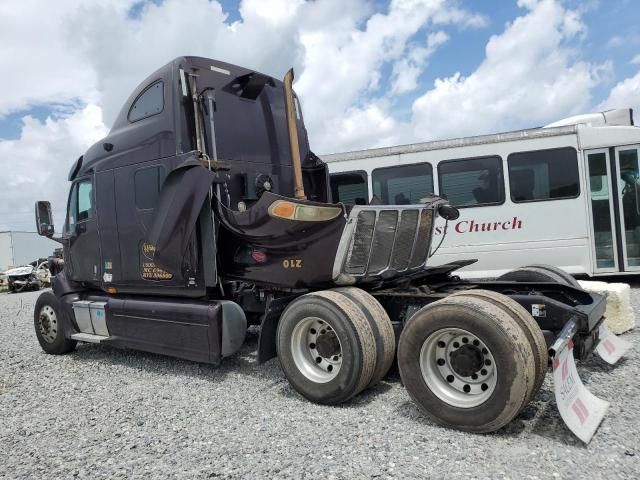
(0, 231), (59, 271)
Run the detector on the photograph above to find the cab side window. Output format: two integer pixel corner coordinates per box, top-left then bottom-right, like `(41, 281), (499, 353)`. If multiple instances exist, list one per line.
(65, 179), (93, 233)
(77, 180), (93, 221)
(128, 81), (164, 122)
(65, 183), (78, 233)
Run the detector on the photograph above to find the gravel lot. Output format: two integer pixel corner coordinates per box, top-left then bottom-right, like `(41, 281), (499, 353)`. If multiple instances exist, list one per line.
(1, 287), (639, 479)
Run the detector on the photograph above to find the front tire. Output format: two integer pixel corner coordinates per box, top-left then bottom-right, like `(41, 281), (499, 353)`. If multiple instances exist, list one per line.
(276, 290), (377, 405)
(34, 291), (76, 354)
(398, 295), (535, 433)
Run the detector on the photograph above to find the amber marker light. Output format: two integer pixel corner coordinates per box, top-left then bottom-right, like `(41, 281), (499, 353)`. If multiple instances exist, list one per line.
(268, 200), (341, 221)
(270, 200), (296, 219)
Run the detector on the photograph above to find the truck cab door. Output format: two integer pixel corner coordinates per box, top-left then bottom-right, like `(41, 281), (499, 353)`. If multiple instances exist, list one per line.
(63, 177), (101, 283)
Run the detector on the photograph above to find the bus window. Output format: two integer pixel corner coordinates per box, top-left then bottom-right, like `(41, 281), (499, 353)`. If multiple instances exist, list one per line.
(438, 156), (504, 208)
(330, 171), (368, 205)
(372, 163), (434, 205)
(508, 147), (579, 202)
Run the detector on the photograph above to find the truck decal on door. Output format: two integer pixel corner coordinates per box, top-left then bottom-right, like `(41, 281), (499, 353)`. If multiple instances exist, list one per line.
(141, 242), (173, 280)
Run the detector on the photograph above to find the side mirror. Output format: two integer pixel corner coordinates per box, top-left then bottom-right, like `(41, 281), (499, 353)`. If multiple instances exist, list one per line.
(438, 204), (460, 221)
(35, 201), (55, 237)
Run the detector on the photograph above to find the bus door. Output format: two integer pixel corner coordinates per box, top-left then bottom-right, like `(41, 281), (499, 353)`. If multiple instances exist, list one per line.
(615, 145), (640, 270)
(585, 146), (640, 272)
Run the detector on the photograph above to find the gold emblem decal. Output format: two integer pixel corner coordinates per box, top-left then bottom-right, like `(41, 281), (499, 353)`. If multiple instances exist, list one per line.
(141, 242), (173, 280)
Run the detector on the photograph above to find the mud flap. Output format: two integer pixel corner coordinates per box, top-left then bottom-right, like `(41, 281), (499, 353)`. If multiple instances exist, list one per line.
(147, 157), (215, 275)
(552, 340), (609, 443)
(595, 323), (632, 365)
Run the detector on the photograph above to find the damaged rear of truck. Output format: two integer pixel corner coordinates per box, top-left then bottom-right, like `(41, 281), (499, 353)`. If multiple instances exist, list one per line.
(33, 56), (629, 441)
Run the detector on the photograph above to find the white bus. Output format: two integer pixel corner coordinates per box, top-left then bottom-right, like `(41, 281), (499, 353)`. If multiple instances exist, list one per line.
(324, 109), (640, 278)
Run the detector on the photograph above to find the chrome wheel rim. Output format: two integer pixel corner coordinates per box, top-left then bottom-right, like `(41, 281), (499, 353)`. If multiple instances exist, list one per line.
(419, 327), (497, 408)
(38, 305), (58, 343)
(291, 317), (342, 383)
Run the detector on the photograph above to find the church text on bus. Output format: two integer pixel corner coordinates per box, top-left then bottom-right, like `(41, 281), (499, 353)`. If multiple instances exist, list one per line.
(435, 216), (523, 235)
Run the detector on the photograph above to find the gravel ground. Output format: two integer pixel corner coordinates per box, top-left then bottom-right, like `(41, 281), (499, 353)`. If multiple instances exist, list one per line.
(1, 287), (639, 479)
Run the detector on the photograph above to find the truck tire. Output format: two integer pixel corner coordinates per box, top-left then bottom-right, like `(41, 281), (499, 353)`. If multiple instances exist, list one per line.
(276, 290), (377, 404)
(335, 287), (396, 387)
(397, 295), (535, 433)
(34, 291), (77, 354)
(498, 264), (580, 288)
(450, 289), (548, 404)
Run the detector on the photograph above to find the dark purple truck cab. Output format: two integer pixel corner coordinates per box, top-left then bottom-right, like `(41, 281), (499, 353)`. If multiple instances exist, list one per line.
(32, 56), (609, 435)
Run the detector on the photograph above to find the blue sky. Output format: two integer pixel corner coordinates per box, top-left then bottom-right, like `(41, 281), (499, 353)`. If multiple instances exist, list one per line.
(0, 0), (639, 230)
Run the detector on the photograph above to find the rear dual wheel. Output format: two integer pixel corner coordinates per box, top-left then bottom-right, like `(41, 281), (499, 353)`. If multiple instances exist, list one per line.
(398, 295), (537, 433)
(276, 288), (395, 405)
(450, 289), (548, 402)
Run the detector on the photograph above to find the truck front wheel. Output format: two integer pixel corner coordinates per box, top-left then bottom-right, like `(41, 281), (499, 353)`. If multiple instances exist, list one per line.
(34, 291), (77, 354)
(276, 290), (377, 405)
(398, 295), (535, 433)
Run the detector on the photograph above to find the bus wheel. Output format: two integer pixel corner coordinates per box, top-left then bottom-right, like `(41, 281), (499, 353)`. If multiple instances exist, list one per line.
(498, 264), (580, 288)
(397, 295), (535, 433)
(335, 287), (396, 387)
(276, 290), (376, 405)
(450, 289), (547, 404)
(34, 291), (77, 354)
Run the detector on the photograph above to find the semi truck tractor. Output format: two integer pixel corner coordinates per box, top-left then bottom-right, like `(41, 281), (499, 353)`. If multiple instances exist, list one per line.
(33, 56), (623, 436)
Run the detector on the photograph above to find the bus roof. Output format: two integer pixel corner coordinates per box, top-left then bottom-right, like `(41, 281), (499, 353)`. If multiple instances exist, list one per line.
(322, 125), (580, 162)
(323, 111), (640, 163)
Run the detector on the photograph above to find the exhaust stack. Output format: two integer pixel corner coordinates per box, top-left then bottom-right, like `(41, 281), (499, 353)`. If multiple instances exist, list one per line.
(283, 68), (306, 200)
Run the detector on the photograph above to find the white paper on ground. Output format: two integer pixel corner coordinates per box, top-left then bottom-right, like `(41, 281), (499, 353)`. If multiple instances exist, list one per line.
(596, 323), (632, 365)
(552, 341), (609, 443)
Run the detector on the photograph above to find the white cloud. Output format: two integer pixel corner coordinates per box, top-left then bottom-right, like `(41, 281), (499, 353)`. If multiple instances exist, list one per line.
(0, 0), (104, 117)
(410, 0), (606, 141)
(0, 0), (489, 228)
(391, 30), (449, 95)
(327, 103), (405, 152)
(0, 105), (108, 231)
(598, 70), (640, 122)
(3, 0), (626, 229)
(607, 36), (624, 48)
(631, 54), (640, 65)
(296, 0), (485, 151)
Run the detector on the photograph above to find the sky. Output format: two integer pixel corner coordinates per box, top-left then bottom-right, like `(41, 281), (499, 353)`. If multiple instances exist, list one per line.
(0, 0), (639, 230)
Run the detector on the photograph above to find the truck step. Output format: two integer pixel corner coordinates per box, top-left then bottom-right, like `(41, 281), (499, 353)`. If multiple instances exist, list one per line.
(70, 333), (110, 343)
